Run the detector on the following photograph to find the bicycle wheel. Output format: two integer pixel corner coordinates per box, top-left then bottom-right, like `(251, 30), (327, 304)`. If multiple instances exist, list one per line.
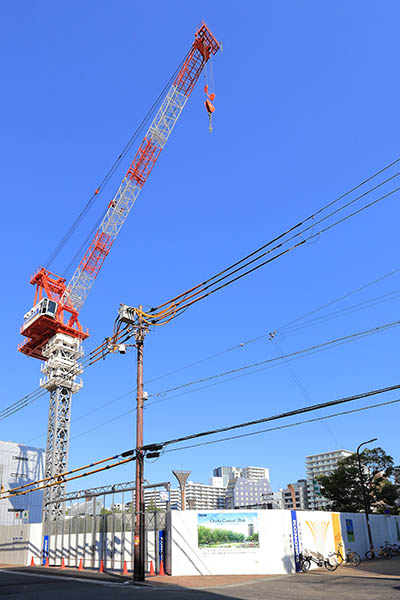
(325, 557), (338, 571)
(349, 552), (361, 567)
(301, 559), (311, 572)
(365, 550), (375, 560)
(383, 549), (392, 559)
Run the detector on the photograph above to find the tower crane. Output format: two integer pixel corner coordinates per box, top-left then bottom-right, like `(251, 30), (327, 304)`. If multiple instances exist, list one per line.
(18, 22), (220, 521)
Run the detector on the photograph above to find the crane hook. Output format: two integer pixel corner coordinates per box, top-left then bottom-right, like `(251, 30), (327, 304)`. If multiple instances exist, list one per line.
(204, 84), (216, 133)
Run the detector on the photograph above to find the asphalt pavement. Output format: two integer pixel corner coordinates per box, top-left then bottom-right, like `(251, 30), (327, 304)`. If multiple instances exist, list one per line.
(0, 558), (399, 599)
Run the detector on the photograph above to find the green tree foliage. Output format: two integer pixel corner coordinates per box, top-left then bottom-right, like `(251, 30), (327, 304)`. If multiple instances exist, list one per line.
(318, 447), (400, 514)
(198, 525), (246, 545)
(145, 502), (162, 513)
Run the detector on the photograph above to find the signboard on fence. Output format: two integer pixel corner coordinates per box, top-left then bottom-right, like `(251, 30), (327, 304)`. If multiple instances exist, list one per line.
(42, 535), (49, 566)
(197, 512), (259, 553)
(345, 518), (355, 542)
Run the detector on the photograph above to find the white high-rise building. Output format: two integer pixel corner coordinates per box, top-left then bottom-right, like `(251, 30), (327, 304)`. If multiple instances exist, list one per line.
(213, 466), (270, 487)
(138, 479), (226, 511)
(306, 449), (352, 510)
(0, 440), (45, 524)
(241, 466), (270, 481)
(185, 481), (226, 510)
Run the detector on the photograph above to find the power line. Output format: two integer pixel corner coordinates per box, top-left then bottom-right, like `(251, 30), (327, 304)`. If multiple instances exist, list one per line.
(0, 335), (106, 421)
(277, 266), (400, 334)
(146, 172), (400, 317)
(14, 306), (400, 441)
(143, 382), (400, 451)
(1, 455), (136, 501)
(34, 318), (399, 445)
(9, 263), (400, 427)
(0, 448), (134, 497)
(90, 164), (400, 363)
(11, 393), (400, 501)
(135, 267), (400, 385)
(145, 319), (400, 403)
(163, 397), (400, 453)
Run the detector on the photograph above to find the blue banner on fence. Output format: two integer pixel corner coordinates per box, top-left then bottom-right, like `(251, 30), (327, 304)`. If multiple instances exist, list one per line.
(42, 535), (49, 566)
(291, 510), (300, 572)
(159, 530), (165, 564)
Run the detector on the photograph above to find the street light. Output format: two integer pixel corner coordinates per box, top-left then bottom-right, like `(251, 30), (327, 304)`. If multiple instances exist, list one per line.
(356, 438), (378, 551)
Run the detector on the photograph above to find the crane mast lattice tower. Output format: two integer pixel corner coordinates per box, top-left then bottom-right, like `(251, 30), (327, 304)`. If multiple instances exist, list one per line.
(18, 23), (220, 522)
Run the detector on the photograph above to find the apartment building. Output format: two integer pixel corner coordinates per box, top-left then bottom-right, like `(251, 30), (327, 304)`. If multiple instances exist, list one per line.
(225, 478), (272, 509)
(281, 479), (309, 510)
(306, 449), (352, 509)
(213, 466), (270, 487)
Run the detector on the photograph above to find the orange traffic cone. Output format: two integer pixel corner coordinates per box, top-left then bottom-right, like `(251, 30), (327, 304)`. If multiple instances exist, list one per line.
(61, 557), (66, 569)
(122, 560), (128, 575)
(78, 559), (83, 571)
(159, 560), (165, 576)
(99, 559), (104, 573)
(149, 560), (155, 576)
(30, 556), (35, 567)
(45, 557), (49, 568)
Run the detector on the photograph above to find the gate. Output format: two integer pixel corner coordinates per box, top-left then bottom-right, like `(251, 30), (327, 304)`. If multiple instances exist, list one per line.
(43, 480), (170, 573)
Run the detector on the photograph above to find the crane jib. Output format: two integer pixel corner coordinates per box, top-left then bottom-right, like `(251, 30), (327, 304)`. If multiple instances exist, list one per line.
(19, 22), (220, 359)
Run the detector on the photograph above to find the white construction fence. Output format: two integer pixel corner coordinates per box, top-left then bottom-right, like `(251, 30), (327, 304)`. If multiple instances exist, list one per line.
(0, 509), (399, 576)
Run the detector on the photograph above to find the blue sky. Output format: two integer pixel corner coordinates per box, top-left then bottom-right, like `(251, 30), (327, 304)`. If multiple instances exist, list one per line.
(1, 1), (400, 495)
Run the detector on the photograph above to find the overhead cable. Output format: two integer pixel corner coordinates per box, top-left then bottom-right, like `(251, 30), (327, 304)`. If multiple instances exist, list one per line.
(143, 382), (400, 451)
(163, 397), (400, 453)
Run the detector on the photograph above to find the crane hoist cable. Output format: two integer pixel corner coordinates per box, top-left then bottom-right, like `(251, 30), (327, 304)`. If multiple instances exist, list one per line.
(204, 56), (216, 132)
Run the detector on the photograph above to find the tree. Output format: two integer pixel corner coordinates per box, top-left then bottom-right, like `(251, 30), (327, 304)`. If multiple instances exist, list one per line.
(318, 447), (400, 514)
(146, 502), (162, 513)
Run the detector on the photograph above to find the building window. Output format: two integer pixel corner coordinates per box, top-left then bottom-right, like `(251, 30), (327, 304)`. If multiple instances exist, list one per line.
(13, 456), (29, 462)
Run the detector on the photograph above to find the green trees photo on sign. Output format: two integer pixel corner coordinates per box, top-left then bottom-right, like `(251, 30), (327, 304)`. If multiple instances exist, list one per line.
(198, 525), (259, 547)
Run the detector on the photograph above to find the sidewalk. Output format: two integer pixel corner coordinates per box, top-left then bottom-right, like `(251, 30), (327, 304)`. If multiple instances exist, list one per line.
(0, 564), (279, 588)
(1, 557), (399, 589)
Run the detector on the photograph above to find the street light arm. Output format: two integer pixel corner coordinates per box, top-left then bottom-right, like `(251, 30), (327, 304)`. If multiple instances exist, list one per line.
(356, 437), (378, 551)
(357, 438), (378, 455)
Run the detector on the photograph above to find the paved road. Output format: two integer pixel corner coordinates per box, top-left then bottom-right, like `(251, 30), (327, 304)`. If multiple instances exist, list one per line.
(1, 561), (399, 599)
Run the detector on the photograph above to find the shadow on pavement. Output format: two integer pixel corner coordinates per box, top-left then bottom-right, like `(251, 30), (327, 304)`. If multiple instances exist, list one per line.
(345, 555), (400, 578)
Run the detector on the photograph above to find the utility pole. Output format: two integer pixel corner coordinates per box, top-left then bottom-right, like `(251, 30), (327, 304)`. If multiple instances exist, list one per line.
(134, 306), (146, 582)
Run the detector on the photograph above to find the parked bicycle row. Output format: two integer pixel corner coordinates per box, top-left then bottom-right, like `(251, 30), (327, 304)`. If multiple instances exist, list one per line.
(300, 543), (361, 572)
(365, 541), (400, 559)
(300, 540), (400, 572)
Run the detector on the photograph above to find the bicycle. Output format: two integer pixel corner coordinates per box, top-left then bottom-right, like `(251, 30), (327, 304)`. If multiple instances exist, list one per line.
(385, 542), (400, 556)
(365, 542), (392, 560)
(328, 542), (361, 567)
(300, 550), (338, 572)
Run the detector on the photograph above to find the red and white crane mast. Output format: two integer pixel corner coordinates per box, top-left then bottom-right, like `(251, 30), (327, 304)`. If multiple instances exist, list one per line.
(18, 23), (220, 521)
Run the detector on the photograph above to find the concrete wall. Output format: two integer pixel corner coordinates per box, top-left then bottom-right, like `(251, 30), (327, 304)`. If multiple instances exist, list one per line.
(169, 509), (400, 576)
